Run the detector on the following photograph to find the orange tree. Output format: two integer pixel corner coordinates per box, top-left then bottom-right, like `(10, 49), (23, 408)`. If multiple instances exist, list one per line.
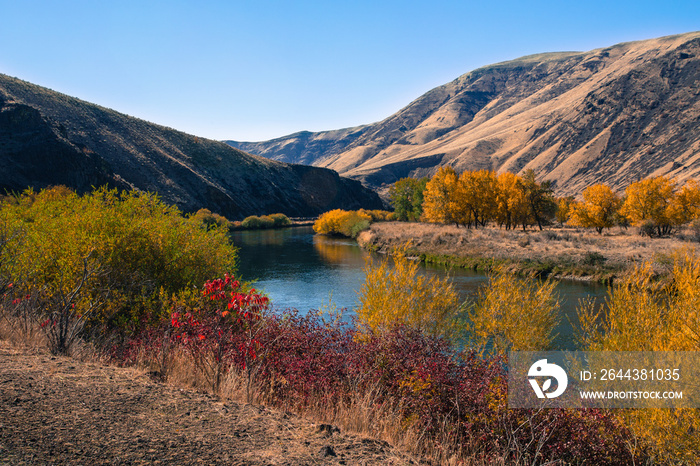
(458, 169), (499, 228)
(667, 179), (700, 226)
(495, 172), (528, 230)
(422, 166), (462, 225)
(620, 176), (676, 236)
(555, 196), (576, 226)
(569, 183), (622, 234)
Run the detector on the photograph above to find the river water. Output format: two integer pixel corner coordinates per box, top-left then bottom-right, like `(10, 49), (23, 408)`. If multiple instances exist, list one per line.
(230, 226), (609, 349)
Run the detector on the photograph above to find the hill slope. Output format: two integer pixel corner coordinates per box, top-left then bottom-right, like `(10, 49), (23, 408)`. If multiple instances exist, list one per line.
(228, 32), (700, 196)
(0, 74), (382, 219)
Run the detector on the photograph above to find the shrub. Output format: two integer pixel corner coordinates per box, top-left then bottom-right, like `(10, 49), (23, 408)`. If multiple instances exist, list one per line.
(582, 251), (607, 266)
(466, 267), (559, 355)
(576, 251), (700, 462)
(190, 208), (231, 231)
(358, 209), (393, 222)
(356, 245), (461, 339)
(313, 209), (372, 238)
(0, 186), (238, 353)
(639, 219), (656, 237)
(268, 213), (291, 227)
(691, 219), (700, 242)
(241, 215), (275, 229)
(114, 291), (637, 465)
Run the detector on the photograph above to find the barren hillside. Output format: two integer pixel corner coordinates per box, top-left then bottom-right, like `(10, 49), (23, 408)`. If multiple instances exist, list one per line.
(0, 74), (382, 219)
(228, 32), (700, 196)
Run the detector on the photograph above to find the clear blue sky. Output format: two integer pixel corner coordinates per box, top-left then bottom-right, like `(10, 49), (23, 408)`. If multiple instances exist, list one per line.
(1, 1), (698, 141)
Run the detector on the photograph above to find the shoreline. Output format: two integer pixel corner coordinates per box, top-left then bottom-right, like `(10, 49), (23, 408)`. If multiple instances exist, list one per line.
(357, 222), (697, 284)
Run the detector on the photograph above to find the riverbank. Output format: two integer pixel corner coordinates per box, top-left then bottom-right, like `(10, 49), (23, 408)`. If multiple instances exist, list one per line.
(357, 222), (697, 283)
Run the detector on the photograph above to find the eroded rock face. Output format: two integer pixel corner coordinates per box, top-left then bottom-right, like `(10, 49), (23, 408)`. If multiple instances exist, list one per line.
(229, 32), (700, 196)
(0, 76), (382, 218)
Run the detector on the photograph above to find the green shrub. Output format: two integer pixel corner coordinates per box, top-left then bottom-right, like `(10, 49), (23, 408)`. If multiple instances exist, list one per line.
(191, 208), (231, 231)
(0, 186), (238, 352)
(269, 213), (291, 227)
(241, 215), (280, 229)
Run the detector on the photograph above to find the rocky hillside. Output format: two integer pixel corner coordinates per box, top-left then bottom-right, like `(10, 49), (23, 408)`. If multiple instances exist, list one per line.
(228, 32), (700, 196)
(0, 74), (382, 219)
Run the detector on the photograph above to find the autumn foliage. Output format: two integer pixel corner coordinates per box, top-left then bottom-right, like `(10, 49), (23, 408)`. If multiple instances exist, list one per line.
(0, 186), (238, 353)
(313, 209), (392, 238)
(417, 168), (557, 231)
(356, 245), (460, 339)
(390, 169), (700, 237)
(576, 250), (700, 463)
(569, 184), (622, 234)
(112, 273), (635, 464)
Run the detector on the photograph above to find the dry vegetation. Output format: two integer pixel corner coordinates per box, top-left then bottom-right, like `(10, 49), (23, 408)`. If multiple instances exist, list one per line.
(358, 221), (698, 281)
(0, 341), (414, 465)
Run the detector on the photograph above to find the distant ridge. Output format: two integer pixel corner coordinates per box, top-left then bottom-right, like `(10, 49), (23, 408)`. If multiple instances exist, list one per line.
(227, 31), (700, 196)
(0, 74), (382, 219)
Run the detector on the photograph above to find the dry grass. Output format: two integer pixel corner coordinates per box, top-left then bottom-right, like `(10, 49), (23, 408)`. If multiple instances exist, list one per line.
(358, 222), (698, 279)
(0, 310), (47, 350)
(114, 342), (520, 465)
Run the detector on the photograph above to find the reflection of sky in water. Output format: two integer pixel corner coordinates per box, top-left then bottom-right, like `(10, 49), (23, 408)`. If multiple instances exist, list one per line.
(230, 226), (609, 349)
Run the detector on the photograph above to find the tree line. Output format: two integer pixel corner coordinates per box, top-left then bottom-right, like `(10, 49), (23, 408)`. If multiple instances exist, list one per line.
(389, 168), (700, 235)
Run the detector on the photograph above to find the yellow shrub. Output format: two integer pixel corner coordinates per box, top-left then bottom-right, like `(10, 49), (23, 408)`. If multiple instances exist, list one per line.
(466, 268), (559, 355)
(576, 249), (700, 463)
(313, 209), (372, 238)
(356, 245), (460, 339)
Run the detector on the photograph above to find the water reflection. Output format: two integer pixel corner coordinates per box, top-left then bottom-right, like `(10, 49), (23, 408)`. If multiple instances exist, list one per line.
(230, 226), (609, 349)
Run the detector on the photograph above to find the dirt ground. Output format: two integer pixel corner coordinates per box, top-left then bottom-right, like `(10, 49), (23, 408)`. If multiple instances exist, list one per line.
(0, 342), (417, 465)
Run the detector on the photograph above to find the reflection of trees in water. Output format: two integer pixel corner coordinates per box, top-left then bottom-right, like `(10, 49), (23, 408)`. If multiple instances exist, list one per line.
(230, 229), (285, 247)
(313, 235), (367, 267)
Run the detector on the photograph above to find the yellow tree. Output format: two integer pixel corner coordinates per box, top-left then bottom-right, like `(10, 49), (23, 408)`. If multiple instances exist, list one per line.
(555, 196), (576, 226)
(569, 184), (622, 234)
(459, 169), (498, 228)
(422, 166), (461, 225)
(620, 176), (676, 236)
(667, 179), (700, 226)
(467, 268), (559, 355)
(576, 252), (700, 463)
(495, 172), (528, 230)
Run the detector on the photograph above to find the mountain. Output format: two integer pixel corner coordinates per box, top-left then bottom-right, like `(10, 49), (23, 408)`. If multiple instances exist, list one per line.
(227, 32), (700, 196)
(0, 74), (382, 219)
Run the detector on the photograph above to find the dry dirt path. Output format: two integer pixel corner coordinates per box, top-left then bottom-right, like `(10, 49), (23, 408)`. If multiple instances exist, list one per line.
(0, 343), (415, 465)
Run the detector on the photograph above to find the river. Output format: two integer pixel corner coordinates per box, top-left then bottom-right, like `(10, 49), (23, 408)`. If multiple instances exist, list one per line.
(230, 226), (609, 349)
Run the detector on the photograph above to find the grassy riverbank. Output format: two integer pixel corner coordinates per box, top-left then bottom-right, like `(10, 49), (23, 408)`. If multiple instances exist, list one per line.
(357, 222), (698, 283)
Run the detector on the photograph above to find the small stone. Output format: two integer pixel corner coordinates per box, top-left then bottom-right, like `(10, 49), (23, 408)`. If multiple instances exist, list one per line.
(320, 445), (336, 457)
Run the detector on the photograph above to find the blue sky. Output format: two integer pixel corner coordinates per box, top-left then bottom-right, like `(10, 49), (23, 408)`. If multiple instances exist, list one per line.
(1, 1), (698, 141)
